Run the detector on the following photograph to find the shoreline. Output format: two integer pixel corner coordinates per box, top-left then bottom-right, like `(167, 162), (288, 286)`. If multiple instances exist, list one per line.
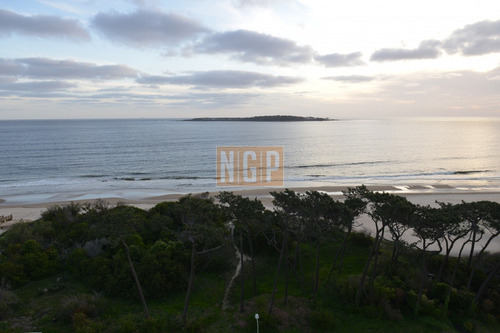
(2, 184), (500, 224)
(3, 185), (500, 253)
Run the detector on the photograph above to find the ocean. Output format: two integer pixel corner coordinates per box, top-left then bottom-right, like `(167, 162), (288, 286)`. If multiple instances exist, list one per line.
(1, 117), (500, 204)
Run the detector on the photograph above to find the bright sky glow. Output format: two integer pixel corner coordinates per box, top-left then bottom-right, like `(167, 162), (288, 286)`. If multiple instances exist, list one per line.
(0, 0), (499, 119)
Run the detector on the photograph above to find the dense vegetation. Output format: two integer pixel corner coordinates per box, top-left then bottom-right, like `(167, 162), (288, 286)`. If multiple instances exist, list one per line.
(1, 186), (499, 332)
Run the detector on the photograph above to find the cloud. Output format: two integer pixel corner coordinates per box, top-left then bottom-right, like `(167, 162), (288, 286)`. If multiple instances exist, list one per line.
(137, 70), (303, 88)
(315, 52), (364, 67)
(194, 29), (314, 65)
(92, 9), (208, 47)
(0, 58), (25, 75)
(372, 67), (500, 113)
(322, 75), (375, 83)
(0, 80), (76, 92)
(233, 0), (293, 7)
(233, 0), (272, 6)
(443, 19), (500, 56)
(164, 91), (260, 108)
(0, 76), (16, 85)
(0, 57), (139, 80)
(371, 40), (441, 61)
(0, 9), (90, 41)
(0, 80), (78, 98)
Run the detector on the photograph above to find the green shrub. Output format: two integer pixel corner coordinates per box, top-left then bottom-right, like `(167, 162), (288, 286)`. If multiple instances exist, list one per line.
(428, 282), (448, 305)
(0, 290), (20, 319)
(309, 308), (336, 330)
(0, 260), (27, 288)
(57, 292), (104, 323)
(334, 275), (359, 303)
(67, 248), (88, 276)
(138, 240), (188, 298)
(116, 314), (138, 333)
(372, 277), (397, 304)
(20, 239), (42, 254)
(349, 231), (373, 247)
(381, 299), (404, 321)
(19, 240), (59, 280)
(71, 312), (104, 333)
(42, 202), (81, 224)
(449, 289), (475, 316)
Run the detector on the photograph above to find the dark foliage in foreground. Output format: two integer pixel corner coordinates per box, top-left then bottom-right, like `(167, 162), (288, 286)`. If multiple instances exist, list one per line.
(0, 187), (499, 332)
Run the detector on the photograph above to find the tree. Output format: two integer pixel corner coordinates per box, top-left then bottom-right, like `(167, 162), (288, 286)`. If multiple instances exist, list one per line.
(337, 186), (367, 274)
(383, 195), (415, 275)
(443, 231), (473, 316)
(217, 192), (264, 312)
(473, 256), (500, 307)
(459, 201), (490, 270)
(301, 191), (342, 303)
(95, 205), (150, 319)
(411, 205), (444, 316)
(465, 201), (500, 291)
(355, 191), (414, 306)
(268, 189), (301, 313)
(176, 195), (227, 323)
(435, 202), (468, 282)
(325, 186), (367, 286)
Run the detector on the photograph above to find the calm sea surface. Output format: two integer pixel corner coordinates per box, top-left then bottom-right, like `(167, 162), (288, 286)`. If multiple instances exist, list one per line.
(1, 118), (500, 204)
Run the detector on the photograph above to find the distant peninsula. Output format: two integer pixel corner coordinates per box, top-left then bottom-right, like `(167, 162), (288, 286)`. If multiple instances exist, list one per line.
(186, 115), (334, 122)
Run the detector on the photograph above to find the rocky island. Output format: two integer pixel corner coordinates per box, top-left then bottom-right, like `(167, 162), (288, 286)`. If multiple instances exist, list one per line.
(186, 115), (334, 122)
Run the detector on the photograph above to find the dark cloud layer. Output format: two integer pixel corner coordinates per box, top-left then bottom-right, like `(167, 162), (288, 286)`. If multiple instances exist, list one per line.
(370, 19), (500, 62)
(443, 19), (500, 56)
(0, 57), (138, 80)
(0, 9), (90, 41)
(0, 58), (25, 75)
(371, 40), (441, 61)
(137, 70), (303, 88)
(92, 9), (208, 47)
(315, 52), (364, 67)
(0, 80), (77, 92)
(194, 30), (314, 65)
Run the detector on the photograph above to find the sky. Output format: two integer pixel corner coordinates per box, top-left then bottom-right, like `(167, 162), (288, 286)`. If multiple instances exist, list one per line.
(0, 0), (499, 119)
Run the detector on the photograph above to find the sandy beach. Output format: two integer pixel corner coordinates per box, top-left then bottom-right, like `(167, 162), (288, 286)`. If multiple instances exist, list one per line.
(2, 185), (500, 254)
(2, 184), (500, 224)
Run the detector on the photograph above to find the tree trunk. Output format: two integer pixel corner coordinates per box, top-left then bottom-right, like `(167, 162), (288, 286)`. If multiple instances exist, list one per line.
(247, 231), (257, 295)
(389, 241), (398, 275)
(269, 229), (287, 314)
(355, 231), (379, 306)
(415, 240), (427, 317)
(182, 240), (196, 323)
(325, 226), (351, 286)
(444, 240), (468, 317)
(369, 229), (385, 301)
(239, 228), (245, 312)
(284, 239), (290, 306)
(337, 227), (352, 273)
(437, 244), (451, 282)
(122, 239), (149, 320)
(467, 226), (477, 269)
(313, 242), (321, 304)
(293, 239), (305, 292)
(473, 259), (500, 305)
(467, 231), (500, 291)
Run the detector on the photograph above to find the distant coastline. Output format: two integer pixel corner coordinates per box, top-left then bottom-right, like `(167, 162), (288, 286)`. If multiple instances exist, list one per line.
(185, 115), (334, 122)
